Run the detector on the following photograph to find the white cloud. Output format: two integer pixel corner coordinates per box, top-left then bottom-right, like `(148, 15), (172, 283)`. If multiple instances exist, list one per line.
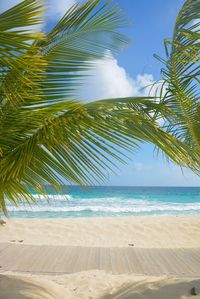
(81, 54), (155, 101)
(80, 54), (167, 127)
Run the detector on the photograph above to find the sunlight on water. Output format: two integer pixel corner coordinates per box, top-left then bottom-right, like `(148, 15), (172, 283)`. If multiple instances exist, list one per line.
(5, 186), (200, 218)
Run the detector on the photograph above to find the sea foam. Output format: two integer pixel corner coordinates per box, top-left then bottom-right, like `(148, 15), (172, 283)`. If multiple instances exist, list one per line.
(6, 186), (200, 217)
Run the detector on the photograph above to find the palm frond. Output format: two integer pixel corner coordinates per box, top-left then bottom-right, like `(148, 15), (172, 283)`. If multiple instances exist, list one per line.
(0, 0), (132, 213)
(1, 0), (199, 215)
(157, 0), (200, 146)
(30, 0), (129, 107)
(0, 0), (46, 107)
(152, 0), (200, 174)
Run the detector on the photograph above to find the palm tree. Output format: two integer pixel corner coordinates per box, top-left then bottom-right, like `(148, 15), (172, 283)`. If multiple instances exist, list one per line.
(0, 0), (195, 214)
(153, 0), (200, 171)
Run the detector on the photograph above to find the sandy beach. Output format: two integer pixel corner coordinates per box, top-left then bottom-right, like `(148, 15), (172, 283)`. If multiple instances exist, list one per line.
(1, 0), (199, 297)
(0, 215), (200, 298)
(1, 272), (200, 299)
(1, 215), (200, 247)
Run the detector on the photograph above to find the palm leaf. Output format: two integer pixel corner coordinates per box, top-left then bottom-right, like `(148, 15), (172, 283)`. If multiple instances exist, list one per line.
(156, 0), (200, 147)
(1, 0), (198, 214)
(0, 0), (46, 107)
(0, 0), (133, 213)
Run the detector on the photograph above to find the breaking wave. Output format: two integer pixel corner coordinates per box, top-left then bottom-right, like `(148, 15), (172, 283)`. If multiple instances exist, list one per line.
(7, 203), (200, 214)
(6, 187), (200, 217)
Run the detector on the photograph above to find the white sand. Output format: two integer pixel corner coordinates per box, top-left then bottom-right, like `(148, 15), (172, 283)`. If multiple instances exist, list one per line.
(0, 215), (200, 247)
(0, 215), (200, 298)
(1, 272), (200, 299)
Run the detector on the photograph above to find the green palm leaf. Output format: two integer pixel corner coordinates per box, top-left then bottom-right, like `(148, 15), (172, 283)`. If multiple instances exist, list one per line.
(0, 0), (46, 107)
(156, 0), (200, 153)
(0, 0), (197, 214)
(0, 0), (137, 213)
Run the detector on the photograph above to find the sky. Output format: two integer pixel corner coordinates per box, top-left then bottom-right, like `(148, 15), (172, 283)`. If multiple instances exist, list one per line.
(1, 0), (200, 186)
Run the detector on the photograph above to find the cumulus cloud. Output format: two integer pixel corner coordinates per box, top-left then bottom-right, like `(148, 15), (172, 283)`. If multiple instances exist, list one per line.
(79, 54), (166, 126)
(81, 54), (155, 101)
(2, 0), (164, 128)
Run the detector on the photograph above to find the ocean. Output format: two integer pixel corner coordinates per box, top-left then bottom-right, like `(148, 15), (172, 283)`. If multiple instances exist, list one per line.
(5, 186), (200, 218)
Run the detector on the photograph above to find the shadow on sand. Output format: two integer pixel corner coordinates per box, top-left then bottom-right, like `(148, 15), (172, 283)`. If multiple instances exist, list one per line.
(99, 278), (200, 299)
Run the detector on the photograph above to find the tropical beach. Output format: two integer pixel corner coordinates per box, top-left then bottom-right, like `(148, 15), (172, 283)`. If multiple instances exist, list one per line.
(0, 0), (200, 298)
(1, 215), (200, 298)
(1, 215), (200, 248)
(1, 187), (200, 298)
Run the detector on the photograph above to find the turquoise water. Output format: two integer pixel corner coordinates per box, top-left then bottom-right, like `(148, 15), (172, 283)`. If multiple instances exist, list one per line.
(5, 186), (200, 218)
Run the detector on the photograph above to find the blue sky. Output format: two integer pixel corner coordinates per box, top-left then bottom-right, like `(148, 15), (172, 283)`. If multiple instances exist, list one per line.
(106, 0), (200, 186)
(1, 0), (200, 186)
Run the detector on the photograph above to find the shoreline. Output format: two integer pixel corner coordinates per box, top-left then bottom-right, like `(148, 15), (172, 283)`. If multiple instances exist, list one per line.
(6, 213), (200, 218)
(5, 213), (200, 219)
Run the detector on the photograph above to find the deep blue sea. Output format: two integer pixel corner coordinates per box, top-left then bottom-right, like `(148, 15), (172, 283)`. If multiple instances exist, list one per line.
(5, 186), (200, 218)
